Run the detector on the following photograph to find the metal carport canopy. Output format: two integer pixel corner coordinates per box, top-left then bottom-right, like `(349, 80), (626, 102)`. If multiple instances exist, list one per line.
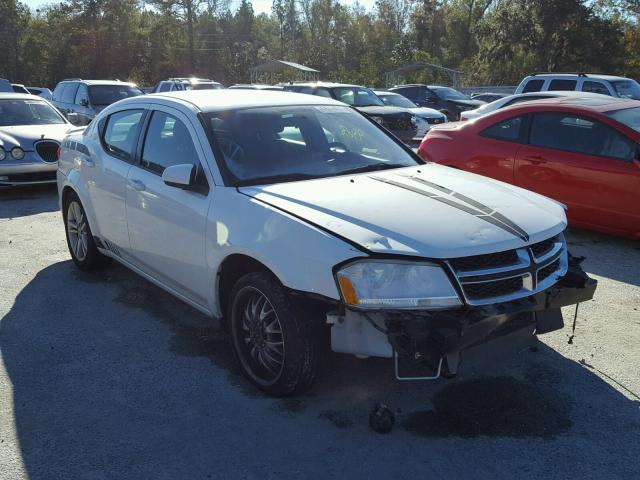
(250, 60), (320, 83)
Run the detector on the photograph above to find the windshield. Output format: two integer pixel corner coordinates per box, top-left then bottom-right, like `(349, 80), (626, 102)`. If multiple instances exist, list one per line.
(88, 84), (143, 106)
(379, 94), (417, 108)
(206, 105), (419, 186)
(430, 87), (470, 101)
(0, 99), (66, 126)
(606, 106), (640, 132)
(611, 80), (640, 100)
(331, 87), (385, 107)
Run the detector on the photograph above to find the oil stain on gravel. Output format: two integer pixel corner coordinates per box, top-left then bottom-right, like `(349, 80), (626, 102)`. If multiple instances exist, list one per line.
(403, 376), (572, 439)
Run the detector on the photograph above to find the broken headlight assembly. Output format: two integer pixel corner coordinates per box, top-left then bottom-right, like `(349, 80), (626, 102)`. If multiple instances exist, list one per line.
(335, 260), (462, 310)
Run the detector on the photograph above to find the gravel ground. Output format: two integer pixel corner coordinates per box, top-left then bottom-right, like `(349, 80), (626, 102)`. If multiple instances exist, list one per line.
(0, 185), (639, 480)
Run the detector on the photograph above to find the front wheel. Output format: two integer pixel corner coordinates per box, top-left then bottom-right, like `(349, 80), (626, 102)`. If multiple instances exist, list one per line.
(229, 271), (319, 396)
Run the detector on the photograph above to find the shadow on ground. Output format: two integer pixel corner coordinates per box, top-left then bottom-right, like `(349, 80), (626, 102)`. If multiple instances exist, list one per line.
(0, 184), (59, 219)
(1, 260), (639, 479)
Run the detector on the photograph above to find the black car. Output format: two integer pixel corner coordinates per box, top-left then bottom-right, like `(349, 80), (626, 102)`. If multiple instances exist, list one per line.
(282, 82), (417, 143)
(389, 84), (485, 121)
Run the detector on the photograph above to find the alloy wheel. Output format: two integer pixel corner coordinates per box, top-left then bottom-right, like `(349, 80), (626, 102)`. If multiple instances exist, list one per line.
(67, 201), (89, 262)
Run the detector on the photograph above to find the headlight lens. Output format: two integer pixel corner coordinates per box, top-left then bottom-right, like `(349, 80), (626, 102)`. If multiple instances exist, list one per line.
(336, 261), (462, 310)
(10, 147), (25, 160)
(371, 116), (384, 125)
(0, 149), (5, 161)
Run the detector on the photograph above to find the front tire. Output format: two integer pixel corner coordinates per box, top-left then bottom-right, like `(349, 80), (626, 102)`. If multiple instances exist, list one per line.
(229, 271), (319, 396)
(63, 192), (110, 270)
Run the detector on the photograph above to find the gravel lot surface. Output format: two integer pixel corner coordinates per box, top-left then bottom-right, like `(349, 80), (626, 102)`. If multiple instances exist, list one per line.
(1, 185), (639, 480)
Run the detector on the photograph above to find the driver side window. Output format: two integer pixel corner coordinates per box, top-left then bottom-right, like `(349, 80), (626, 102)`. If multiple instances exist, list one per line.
(75, 84), (89, 106)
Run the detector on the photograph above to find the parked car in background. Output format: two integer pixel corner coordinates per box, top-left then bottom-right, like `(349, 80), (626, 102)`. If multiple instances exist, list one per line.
(52, 79), (144, 126)
(27, 87), (53, 101)
(228, 84), (284, 91)
(389, 84), (485, 121)
(153, 77), (223, 93)
(460, 91), (610, 121)
(374, 90), (446, 140)
(470, 92), (509, 103)
(11, 84), (30, 94)
(282, 82), (417, 143)
(57, 89), (595, 396)
(418, 97), (640, 239)
(0, 93), (72, 186)
(0, 79), (12, 92)
(515, 73), (640, 100)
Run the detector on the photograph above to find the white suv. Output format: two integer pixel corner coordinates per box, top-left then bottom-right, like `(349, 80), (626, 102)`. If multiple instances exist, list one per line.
(515, 73), (640, 99)
(56, 90), (596, 396)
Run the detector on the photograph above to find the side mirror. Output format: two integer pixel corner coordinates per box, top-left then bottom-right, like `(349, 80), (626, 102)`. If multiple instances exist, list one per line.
(162, 164), (195, 189)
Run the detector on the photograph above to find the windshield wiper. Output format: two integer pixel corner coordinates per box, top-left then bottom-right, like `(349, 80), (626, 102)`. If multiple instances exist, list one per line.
(235, 173), (321, 186)
(337, 163), (408, 176)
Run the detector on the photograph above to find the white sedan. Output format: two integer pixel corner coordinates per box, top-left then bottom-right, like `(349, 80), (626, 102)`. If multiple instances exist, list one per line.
(57, 90), (595, 396)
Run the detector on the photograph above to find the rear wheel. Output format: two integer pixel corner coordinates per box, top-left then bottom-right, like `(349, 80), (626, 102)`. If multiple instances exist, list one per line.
(229, 271), (319, 396)
(63, 192), (110, 270)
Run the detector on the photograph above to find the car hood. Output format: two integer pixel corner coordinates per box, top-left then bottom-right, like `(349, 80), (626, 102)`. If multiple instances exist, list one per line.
(0, 124), (72, 150)
(239, 164), (567, 259)
(356, 105), (410, 116)
(448, 99), (485, 108)
(410, 107), (445, 118)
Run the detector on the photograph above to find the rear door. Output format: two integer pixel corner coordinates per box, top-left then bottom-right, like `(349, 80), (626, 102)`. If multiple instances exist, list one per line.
(89, 107), (147, 252)
(515, 112), (639, 234)
(125, 105), (212, 307)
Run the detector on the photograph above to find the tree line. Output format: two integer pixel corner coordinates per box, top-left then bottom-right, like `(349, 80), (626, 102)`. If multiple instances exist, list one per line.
(1, 0), (639, 88)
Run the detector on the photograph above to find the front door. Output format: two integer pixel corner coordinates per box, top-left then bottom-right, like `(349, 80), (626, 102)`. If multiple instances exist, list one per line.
(125, 106), (212, 307)
(515, 112), (640, 235)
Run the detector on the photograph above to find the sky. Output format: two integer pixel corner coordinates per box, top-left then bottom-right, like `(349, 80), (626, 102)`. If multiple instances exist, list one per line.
(21, 0), (377, 16)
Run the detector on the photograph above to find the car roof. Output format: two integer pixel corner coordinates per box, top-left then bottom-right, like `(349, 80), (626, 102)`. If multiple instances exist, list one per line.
(284, 82), (367, 89)
(59, 79), (138, 86)
(373, 90), (400, 95)
(501, 95), (639, 112)
(0, 93), (48, 100)
(524, 73), (631, 82)
(145, 90), (346, 111)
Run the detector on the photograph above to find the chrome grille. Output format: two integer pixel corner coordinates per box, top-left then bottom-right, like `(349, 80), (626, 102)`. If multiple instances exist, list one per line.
(35, 140), (60, 163)
(447, 234), (568, 305)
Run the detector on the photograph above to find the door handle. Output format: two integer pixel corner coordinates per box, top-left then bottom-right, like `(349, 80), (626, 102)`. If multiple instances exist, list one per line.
(526, 156), (547, 165)
(128, 179), (146, 191)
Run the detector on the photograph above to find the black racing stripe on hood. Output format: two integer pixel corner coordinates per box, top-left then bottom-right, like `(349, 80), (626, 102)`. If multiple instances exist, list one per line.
(402, 175), (530, 241)
(370, 176), (529, 242)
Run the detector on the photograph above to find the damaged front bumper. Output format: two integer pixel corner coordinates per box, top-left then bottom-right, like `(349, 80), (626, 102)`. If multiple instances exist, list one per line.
(329, 259), (597, 379)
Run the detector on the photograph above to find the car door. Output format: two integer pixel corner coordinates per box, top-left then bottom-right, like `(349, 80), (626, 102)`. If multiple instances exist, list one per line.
(60, 82), (80, 118)
(515, 112), (640, 235)
(73, 84), (93, 125)
(89, 107), (147, 253)
(125, 106), (212, 307)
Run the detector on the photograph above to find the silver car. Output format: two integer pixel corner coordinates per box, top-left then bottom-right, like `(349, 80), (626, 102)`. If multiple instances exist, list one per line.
(0, 93), (73, 186)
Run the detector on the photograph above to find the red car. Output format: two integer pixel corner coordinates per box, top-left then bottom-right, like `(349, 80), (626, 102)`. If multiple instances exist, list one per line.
(418, 97), (640, 239)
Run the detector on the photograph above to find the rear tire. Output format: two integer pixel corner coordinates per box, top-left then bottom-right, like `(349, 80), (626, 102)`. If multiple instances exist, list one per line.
(229, 271), (319, 396)
(63, 192), (110, 270)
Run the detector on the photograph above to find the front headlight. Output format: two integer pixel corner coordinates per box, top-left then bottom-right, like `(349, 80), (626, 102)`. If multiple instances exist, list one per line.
(335, 260), (462, 310)
(11, 147), (25, 160)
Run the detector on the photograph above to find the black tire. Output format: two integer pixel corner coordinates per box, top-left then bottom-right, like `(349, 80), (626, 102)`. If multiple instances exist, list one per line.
(228, 271), (319, 396)
(63, 192), (110, 270)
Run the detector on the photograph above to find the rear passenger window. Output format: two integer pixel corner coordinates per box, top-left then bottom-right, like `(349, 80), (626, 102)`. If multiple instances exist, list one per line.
(158, 82), (172, 92)
(548, 79), (577, 91)
(522, 80), (544, 93)
(582, 81), (610, 95)
(141, 111), (200, 175)
(102, 109), (144, 162)
(52, 83), (67, 102)
(61, 83), (80, 103)
(529, 113), (635, 160)
(480, 116), (524, 142)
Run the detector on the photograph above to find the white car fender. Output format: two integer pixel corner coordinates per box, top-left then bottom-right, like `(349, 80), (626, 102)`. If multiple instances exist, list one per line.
(206, 187), (364, 317)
